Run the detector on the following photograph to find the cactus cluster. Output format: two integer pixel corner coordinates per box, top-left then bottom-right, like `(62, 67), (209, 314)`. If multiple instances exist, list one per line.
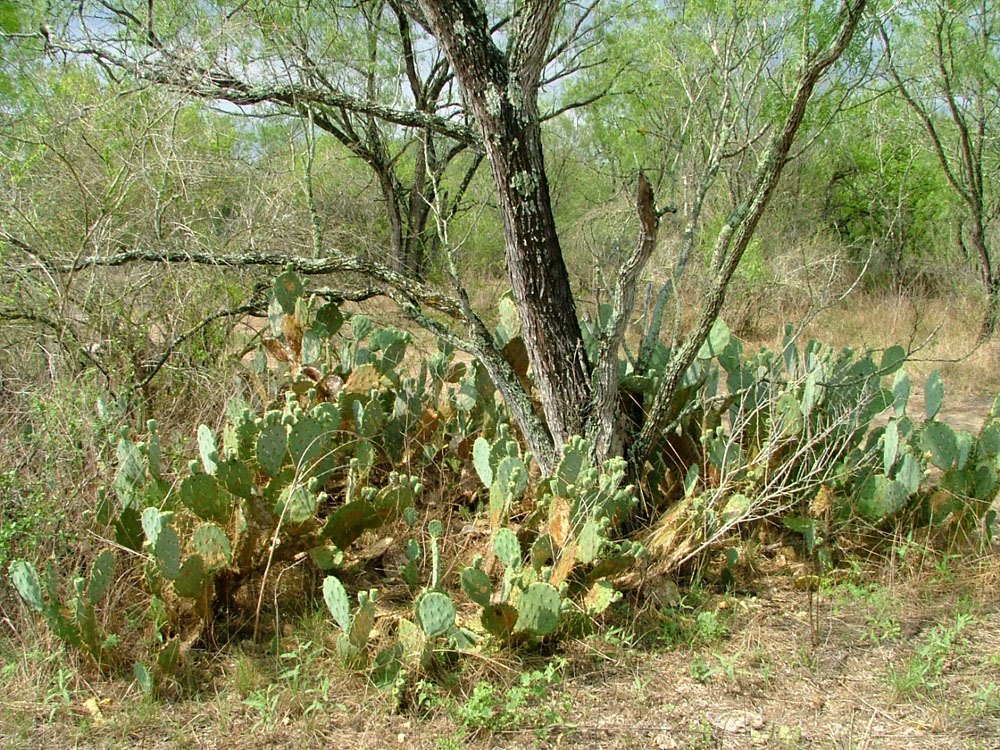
(10, 550), (116, 664)
(323, 575), (378, 668)
(473, 426), (529, 529)
(461, 435), (643, 640)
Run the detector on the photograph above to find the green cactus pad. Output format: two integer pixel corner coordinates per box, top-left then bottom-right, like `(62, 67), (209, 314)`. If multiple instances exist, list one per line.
(308, 544), (344, 570)
(857, 474), (909, 519)
(920, 421), (958, 470)
(530, 534), (554, 570)
(374, 484), (414, 524)
(288, 416), (328, 474)
(981, 423), (1000, 458)
(896, 452), (922, 495)
(577, 518), (603, 564)
(216, 460), (253, 499)
(556, 444), (587, 492)
(583, 580), (618, 614)
(416, 591), (456, 638)
(481, 603), (518, 639)
(460, 567), (493, 607)
(256, 423), (288, 478)
(231, 415), (260, 461)
(323, 576), (351, 632)
(321, 500), (380, 550)
(313, 301), (344, 338)
(114, 507), (144, 552)
(495, 455), (527, 499)
(278, 485), (319, 524)
(371, 644), (404, 691)
(174, 555), (207, 599)
(263, 468), (295, 505)
(336, 633), (366, 670)
(273, 270), (302, 314)
(140, 507), (173, 547)
(515, 582), (561, 636)
(493, 528), (521, 569)
(197, 424), (219, 475)
(114, 437), (146, 509)
(925, 371), (945, 421)
(147, 430), (162, 481)
(191, 523), (232, 571)
(10, 560), (44, 612)
(74, 595), (99, 653)
(88, 549), (115, 606)
(154, 526), (182, 579)
(956, 430), (974, 470)
(473, 437), (493, 487)
(396, 617), (432, 671)
(179, 473), (230, 523)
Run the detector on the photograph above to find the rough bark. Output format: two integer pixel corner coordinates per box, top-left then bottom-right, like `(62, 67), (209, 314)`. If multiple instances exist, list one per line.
(417, 0), (593, 449)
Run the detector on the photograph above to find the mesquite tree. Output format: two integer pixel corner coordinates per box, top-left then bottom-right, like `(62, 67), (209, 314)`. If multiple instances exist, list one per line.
(880, 0), (1000, 338)
(23, 0), (867, 473)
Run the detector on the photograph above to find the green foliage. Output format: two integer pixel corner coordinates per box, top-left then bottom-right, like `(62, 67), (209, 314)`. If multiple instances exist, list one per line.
(8, 268), (1000, 698)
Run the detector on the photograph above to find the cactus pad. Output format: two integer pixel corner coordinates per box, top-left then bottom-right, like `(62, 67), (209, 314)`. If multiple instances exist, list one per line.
(114, 437), (146, 509)
(179, 473), (230, 523)
(515, 582), (561, 635)
(87, 549), (115, 606)
(174, 555), (207, 599)
(416, 591), (456, 638)
(256, 423), (288, 478)
(577, 518), (603, 563)
(278, 485), (319, 524)
(273, 270), (302, 314)
(191, 523), (232, 571)
(308, 543), (344, 570)
(473, 437), (493, 487)
(481, 603), (518, 639)
(349, 593), (377, 650)
(321, 500), (380, 550)
(495, 456), (527, 499)
(212, 459), (250, 499)
(323, 576), (352, 632)
(141, 507), (173, 547)
(288, 416), (328, 474)
(197, 424), (219, 475)
(313, 301), (344, 338)
(583, 580), (618, 614)
(857, 474), (908, 519)
(10, 560), (44, 612)
(154, 526), (182, 580)
(460, 567), (492, 607)
(492, 528), (521, 569)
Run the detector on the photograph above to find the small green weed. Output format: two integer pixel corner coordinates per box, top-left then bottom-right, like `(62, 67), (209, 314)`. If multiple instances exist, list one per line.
(451, 657), (569, 738)
(887, 612), (976, 698)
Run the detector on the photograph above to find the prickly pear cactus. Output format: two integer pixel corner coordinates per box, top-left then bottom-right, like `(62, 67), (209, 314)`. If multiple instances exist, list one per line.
(323, 575), (352, 632)
(514, 582), (561, 636)
(9, 560), (45, 612)
(256, 421), (288, 478)
(460, 565), (492, 608)
(416, 591), (456, 638)
(493, 528), (521, 569)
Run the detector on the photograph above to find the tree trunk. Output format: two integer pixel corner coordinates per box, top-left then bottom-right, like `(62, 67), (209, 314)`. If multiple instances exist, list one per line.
(417, 0), (593, 449)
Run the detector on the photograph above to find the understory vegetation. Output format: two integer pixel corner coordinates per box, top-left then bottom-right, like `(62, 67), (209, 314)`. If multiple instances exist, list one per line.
(3, 0), (1000, 746)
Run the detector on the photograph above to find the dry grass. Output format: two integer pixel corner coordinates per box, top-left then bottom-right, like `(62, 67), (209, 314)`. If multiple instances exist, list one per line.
(744, 292), (1000, 397)
(3, 543), (999, 749)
